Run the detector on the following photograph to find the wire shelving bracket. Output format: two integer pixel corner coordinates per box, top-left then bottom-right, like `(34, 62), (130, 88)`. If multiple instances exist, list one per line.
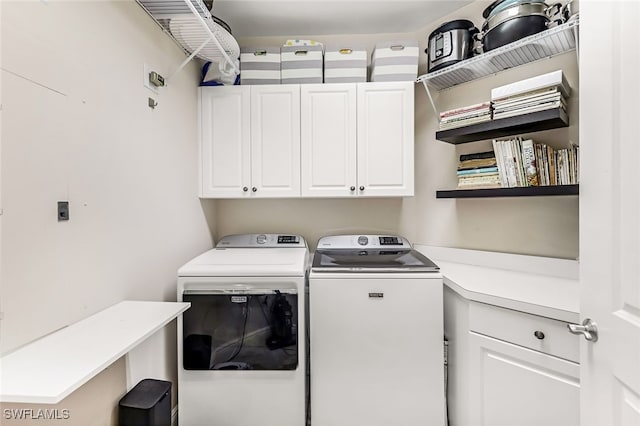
(136, 0), (240, 81)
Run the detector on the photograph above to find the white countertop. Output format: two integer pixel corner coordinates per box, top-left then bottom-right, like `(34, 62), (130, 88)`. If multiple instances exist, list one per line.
(415, 245), (580, 323)
(0, 300), (190, 404)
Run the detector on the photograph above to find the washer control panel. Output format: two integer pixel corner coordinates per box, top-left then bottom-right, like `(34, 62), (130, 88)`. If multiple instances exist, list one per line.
(317, 235), (411, 249)
(217, 234), (306, 248)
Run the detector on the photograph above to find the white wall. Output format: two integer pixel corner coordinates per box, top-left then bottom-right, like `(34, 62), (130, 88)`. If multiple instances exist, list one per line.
(1, 0), (214, 422)
(218, 0), (579, 258)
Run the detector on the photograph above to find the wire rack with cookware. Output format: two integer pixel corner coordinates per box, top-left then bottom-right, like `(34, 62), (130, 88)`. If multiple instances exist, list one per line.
(419, 0), (579, 121)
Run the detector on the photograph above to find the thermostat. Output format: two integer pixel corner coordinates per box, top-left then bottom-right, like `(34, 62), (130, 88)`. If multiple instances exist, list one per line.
(149, 71), (165, 88)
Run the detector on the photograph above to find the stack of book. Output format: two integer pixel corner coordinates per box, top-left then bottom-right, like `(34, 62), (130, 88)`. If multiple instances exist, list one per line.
(491, 70), (570, 120)
(439, 101), (492, 130)
(456, 151), (500, 189)
(492, 137), (579, 188)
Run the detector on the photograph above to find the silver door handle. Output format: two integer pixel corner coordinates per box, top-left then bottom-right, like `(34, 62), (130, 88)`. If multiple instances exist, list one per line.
(567, 318), (598, 342)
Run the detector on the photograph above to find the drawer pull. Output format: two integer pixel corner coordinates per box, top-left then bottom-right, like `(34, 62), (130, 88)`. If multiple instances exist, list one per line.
(533, 330), (545, 340)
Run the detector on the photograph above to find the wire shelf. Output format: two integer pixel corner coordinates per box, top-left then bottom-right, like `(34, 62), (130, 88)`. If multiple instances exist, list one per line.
(137, 0), (239, 72)
(417, 18), (579, 91)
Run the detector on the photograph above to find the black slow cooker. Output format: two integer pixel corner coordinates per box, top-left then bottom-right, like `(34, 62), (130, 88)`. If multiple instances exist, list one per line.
(426, 19), (479, 73)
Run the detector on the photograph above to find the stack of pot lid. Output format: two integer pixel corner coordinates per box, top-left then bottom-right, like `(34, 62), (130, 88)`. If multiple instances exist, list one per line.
(482, 0), (550, 32)
(482, 0), (547, 19)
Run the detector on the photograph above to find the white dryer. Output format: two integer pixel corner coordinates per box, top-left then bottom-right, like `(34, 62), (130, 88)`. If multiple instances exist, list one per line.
(309, 235), (444, 426)
(177, 234), (308, 426)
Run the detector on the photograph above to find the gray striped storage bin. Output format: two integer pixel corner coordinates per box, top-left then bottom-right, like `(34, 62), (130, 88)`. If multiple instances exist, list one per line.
(281, 45), (323, 84)
(324, 44), (367, 83)
(371, 40), (419, 82)
(240, 47), (281, 85)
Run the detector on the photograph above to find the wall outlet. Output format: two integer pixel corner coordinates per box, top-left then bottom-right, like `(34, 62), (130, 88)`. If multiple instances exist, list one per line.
(58, 201), (69, 221)
(143, 63), (159, 94)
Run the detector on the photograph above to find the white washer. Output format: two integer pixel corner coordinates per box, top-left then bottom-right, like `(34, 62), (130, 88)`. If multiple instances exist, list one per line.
(309, 235), (444, 426)
(177, 234), (308, 426)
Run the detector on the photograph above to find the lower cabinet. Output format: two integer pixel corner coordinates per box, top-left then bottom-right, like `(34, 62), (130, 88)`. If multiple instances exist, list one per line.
(444, 287), (580, 426)
(468, 332), (579, 426)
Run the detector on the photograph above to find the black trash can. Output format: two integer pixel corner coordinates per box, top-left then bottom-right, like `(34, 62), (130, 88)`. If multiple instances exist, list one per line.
(118, 379), (171, 426)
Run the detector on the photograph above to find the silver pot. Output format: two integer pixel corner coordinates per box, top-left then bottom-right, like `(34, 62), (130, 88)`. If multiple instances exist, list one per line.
(476, 1), (562, 52)
(483, 2), (561, 33)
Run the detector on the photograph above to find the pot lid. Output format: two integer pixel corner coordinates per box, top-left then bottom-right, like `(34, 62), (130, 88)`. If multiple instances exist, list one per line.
(429, 19), (478, 39)
(482, 0), (547, 19)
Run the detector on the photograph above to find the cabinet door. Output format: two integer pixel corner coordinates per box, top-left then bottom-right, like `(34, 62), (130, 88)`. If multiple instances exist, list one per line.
(250, 85), (301, 197)
(199, 87), (251, 198)
(300, 84), (357, 197)
(468, 331), (580, 426)
(357, 82), (414, 197)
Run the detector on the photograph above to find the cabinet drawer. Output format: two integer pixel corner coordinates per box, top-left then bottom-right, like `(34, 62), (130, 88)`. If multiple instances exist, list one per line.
(469, 302), (579, 363)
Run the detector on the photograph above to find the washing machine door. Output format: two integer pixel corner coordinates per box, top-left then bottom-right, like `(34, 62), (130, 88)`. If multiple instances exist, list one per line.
(182, 288), (298, 370)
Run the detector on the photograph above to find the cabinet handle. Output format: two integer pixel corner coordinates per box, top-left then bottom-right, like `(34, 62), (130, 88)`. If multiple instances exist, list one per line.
(350, 186), (356, 191)
(533, 331), (545, 340)
(252, 187), (258, 192)
(243, 186), (249, 192)
(359, 186), (365, 191)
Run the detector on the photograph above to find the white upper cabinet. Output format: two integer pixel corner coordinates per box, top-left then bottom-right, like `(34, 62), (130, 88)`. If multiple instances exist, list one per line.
(357, 82), (414, 197)
(201, 82), (413, 199)
(200, 86), (251, 198)
(199, 85), (300, 198)
(301, 84), (357, 197)
(251, 85), (301, 197)
(301, 81), (414, 197)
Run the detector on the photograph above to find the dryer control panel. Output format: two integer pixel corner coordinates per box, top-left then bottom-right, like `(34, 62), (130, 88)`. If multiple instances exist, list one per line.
(216, 234), (307, 248)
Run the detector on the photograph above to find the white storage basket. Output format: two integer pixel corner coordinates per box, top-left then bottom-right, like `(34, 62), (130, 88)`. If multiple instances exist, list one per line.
(371, 40), (419, 82)
(281, 45), (323, 84)
(324, 44), (367, 83)
(240, 47), (281, 85)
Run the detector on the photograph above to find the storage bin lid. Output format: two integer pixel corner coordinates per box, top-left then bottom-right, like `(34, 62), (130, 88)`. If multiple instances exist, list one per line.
(118, 379), (171, 410)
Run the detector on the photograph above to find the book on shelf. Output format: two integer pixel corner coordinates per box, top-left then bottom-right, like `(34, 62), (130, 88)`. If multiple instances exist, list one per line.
(492, 86), (564, 104)
(521, 139), (539, 186)
(492, 99), (566, 120)
(493, 137), (579, 188)
(439, 113), (492, 130)
(491, 70), (571, 101)
(493, 93), (565, 115)
(456, 166), (499, 176)
(439, 101), (491, 118)
(439, 100), (492, 130)
(459, 151), (495, 161)
(457, 173), (501, 189)
(458, 157), (497, 170)
(492, 89), (563, 110)
(440, 109), (492, 123)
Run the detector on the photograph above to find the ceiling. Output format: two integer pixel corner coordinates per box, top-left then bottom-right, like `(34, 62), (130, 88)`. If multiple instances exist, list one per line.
(209, 1), (474, 38)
